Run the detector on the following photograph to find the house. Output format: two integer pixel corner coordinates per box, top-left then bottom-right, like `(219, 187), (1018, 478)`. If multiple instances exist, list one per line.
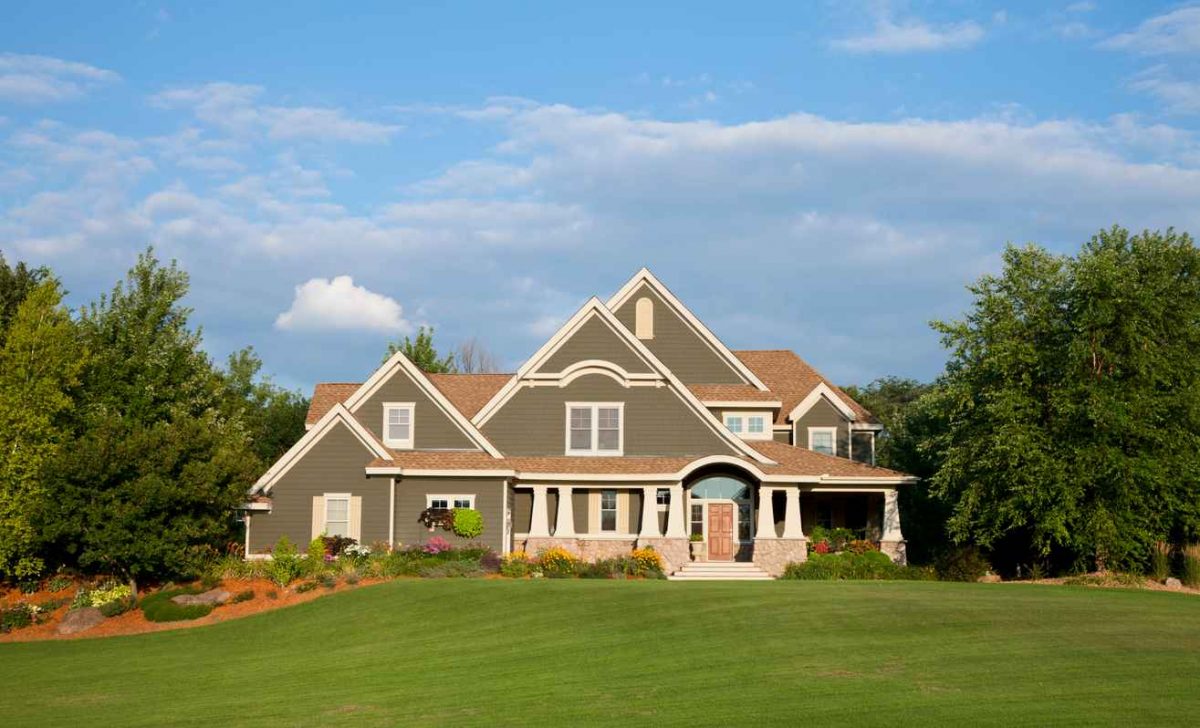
(244, 269), (915, 576)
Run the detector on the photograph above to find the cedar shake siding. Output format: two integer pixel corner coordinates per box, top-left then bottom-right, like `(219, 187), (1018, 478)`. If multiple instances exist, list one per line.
(249, 422), (384, 552)
(481, 373), (739, 457)
(355, 369), (478, 450)
(611, 283), (746, 385)
(793, 396), (851, 458)
(539, 317), (654, 374)
(394, 476), (506, 551)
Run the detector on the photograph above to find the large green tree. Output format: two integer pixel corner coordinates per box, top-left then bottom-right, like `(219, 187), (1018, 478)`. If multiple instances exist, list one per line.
(0, 280), (84, 579)
(382, 325), (457, 372)
(932, 227), (1200, 572)
(222, 347), (310, 464)
(0, 253), (51, 344)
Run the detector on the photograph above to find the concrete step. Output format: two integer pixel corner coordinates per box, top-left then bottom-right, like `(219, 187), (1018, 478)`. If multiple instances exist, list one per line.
(669, 561), (774, 581)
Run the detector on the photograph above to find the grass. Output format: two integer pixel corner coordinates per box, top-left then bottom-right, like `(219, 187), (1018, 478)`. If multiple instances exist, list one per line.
(1, 580), (1198, 726)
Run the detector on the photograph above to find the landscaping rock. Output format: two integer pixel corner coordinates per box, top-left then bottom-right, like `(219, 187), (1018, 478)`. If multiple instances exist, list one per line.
(1164, 577), (1182, 589)
(57, 607), (105, 635)
(977, 574), (1002, 584)
(170, 588), (231, 607)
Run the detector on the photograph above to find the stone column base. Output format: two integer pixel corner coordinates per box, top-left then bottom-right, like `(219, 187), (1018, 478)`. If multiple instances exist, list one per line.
(520, 537), (581, 556)
(880, 539), (907, 565)
(636, 537), (689, 574)
(752, 538), (808, 577)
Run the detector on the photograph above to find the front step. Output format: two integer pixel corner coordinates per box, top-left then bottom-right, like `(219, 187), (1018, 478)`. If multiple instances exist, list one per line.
(668, 561), (774, 581)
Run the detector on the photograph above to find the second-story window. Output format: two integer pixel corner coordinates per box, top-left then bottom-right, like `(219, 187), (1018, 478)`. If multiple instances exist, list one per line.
(808, 427), (837, 456)
(383, 403), (414, 449)
(566, 403), (623, 455)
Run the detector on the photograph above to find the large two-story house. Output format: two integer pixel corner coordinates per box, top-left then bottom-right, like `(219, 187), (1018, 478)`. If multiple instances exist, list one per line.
(245, 269), (914, 576)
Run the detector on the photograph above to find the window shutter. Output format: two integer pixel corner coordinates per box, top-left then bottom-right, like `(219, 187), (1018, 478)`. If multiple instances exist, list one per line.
(311, 496), (324, 540)
(349, 496), (363, 541)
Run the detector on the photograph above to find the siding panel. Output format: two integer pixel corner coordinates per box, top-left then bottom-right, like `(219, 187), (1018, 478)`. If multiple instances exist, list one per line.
(394, 476), (505, 552)
(355, 370), (478, 450)
(540, 317), (653, 374)
(794, 397), (851, 458)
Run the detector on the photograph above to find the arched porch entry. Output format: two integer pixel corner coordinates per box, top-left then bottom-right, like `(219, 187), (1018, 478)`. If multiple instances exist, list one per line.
(685, 468), (758, 562)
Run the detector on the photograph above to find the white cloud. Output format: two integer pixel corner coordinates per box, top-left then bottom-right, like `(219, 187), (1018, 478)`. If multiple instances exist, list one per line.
(831, 16), (985, 54)
(1101, 7), (1200, 54)
(0, 53), (119, 103)
(1128, 66), (1200, 114)
(274, 276), (412, 332)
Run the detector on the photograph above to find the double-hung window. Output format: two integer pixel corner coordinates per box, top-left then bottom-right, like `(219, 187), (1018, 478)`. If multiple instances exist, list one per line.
(565, 403), (623, 455)
(324, 494), (350, 537)
(809, 427), (837, 456)
(724, 412), (771, 440)
(600, 489), (618, 532)
(656, 488), (671, 512)
(427, 495), (474, 510)
(383, 403), (414, 449)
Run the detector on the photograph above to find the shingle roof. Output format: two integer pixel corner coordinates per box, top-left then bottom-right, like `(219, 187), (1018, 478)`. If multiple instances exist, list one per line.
(427, 373), (511, 418)
(688, 384), (781, 403)
(733, 350), (878, 425)
(304, 383), (362, 426)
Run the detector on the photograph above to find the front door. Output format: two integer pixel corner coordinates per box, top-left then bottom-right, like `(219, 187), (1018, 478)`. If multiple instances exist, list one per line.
(708, 503), (734, 561)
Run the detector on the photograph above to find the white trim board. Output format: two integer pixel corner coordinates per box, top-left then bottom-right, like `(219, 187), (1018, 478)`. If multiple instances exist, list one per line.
(252, 403), (390, 495)
(605, 268), (769, 391)
(787, 382), (856, 422)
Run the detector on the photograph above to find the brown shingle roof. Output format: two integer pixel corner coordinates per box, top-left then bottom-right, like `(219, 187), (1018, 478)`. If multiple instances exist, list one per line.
(747, 440), (908, 479)
(733, 350), (877, 425)
(427, 373), (511, 418)
(687, 384), (781, 403)
(305, 383), (362, 426)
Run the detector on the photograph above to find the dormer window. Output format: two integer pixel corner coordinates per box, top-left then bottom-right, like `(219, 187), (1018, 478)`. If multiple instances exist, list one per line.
(808, 426), (837, 456)
(724, 412), (772, 441)
(566, 402), (623, 455)
(383, 402), (414, 449)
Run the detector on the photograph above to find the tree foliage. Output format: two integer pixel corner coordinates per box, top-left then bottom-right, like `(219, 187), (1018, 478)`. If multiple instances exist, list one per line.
(383, 325), (457, 372)
(0, 253), (51, 345)
(222, 347), (310, 464)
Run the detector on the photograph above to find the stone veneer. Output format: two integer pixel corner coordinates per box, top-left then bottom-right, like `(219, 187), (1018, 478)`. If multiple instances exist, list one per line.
(880, 539), (907, 565)
(520, 537), (690, 573)
(634, 537), (689, 574)
(752, 538), (808, 577)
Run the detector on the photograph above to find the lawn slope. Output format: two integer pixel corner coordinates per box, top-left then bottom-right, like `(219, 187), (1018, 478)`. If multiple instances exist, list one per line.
(1, 581), (1198, 727)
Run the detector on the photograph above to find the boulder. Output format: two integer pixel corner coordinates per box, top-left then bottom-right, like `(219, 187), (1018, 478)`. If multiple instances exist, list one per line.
(977, 574), (1002, 584)
(57, 607), (105, 635)
(170, 588), (231, 607)
(1164, 577), (1183, 589)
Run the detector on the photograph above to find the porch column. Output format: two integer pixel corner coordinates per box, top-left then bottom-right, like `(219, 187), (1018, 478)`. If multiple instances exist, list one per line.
(554, 485), (575, 537)
(756, 485), (776, 538)
(529, 485), (551, 538)
(782, 486), (804, 539)
(665, 483), (687, 538)
(882, 489), (904, 541)
(639, 485), (661, 537)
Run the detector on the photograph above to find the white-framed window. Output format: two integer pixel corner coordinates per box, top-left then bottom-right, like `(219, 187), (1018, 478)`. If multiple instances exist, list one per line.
(324, 493), (350, 537)
(427, 494), (475, 510)
(690, 503), (704, 537)
(724, 412), (772, 440)
(600, 489), (618, 532)
(656, 487), (671, 511)
(808, 426), (837, 456)
(565, 403), (624, 455)
(383, 402), (414, 449)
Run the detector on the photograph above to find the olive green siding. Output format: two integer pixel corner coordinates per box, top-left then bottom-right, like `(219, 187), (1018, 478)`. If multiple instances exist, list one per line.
(355, 369), (478, 450)
(248, 422), (383, 552)
(513, 488), (646, 535)
(794, 397), (850, 458)
(482, 373), (738, 456)
(612, 283), (746, 385)
(394, 476), (505, 552)
(539, 317), (653, 374)
(772, 429), (792, 445)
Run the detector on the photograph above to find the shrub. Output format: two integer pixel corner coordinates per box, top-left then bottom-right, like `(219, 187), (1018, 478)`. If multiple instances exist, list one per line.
(266, 589), (279, 600)
(70, 588), (93, 611)
(1150, 541), (1172, 581)
(318, 573), (338, 589)
(1063, 572), (1145, 589)
(451, 508), (485, 539)
(341, 543), (372, 565)
(809, 526), (857, 553)
(422, 536), (454, 555)
(140, 588), (214, 623)
(267, 537), (304, 587)
(321, 535), (358, 558)
(538, 546), (579, 578)
(631, 547), (665, 576)
(1183, 544), (1200, 588)
(781, 551), (932, 581)
(812, 540), (831, 555)
(88, 582), (133, 609)
(231, 589), (254, 604)
(99, 597), (134, 618)
(344, 571), (360, 586)
(1, 603), (40, 633)
(417, 559), (483, 578)
(500, 552), (536, 578)
(479, 550), (502, 574)
(846, 539), (879, 554)
(39, 597), (69, 612)
(48, 575), (73, 593)
(935, 546), (991, 582)
(295, 580), (319, 593)
(306, 537), (329, 574)
(17, 579), (39, 594)
(417, 507), (455, 532)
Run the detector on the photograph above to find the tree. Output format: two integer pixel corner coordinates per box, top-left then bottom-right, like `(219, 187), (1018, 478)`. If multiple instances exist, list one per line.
(931, 227), (1200, 573)
(453, 337), (501, 373)
(0, 280), (84, 579)
(45, 249), (258, 587)
(222, 347), (310, 464)
(383, 326), (457, 372)
(0, 253), (51, 344)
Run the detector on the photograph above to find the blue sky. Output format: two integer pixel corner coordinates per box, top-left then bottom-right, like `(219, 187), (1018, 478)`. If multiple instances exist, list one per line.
(3, 1), (1200, 392)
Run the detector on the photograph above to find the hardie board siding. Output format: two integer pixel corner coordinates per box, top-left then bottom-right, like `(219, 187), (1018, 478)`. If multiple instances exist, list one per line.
(482, 373), (738, 457)
(394, 476), (505, 552)
(539, 317), (654, 374)
(794, 397), (850, 458)
(355, 368), (477, 450)
(249, 422), (384, 552)
(611, 283), (746, 385)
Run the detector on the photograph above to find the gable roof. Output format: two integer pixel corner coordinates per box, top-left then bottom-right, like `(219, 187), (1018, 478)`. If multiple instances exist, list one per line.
(733, 350), (877, 425)
(306, 383), (364, 427)
(427, 373), (512, 419)
(254, 403), (391, 494)
(607, 268), (769, 391)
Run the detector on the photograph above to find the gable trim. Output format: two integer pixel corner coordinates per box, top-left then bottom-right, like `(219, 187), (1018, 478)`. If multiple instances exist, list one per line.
(343, 350), (503, 457)
(787, 382), (856, 422)
(252, 403), (391, 495)
(606, 268), (769, 391)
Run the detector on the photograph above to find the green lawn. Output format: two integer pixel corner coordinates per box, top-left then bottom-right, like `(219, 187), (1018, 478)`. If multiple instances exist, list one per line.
(2, 581), (1198, 727)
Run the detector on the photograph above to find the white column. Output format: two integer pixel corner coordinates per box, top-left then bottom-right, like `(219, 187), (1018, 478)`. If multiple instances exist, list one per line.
(783, 486), (804, 539)
(756, 485), (775, 538)
(639, 486), (661, 537)
(665, 483), (687, 538)
(529, 485), (551, 538)
(554, 485), (575, 537)
(388, 477), (396, 549)
(882, 489), (904, 541)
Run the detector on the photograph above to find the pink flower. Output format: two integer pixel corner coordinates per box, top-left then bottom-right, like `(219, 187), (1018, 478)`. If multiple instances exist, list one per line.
(423, 536), (453, 554)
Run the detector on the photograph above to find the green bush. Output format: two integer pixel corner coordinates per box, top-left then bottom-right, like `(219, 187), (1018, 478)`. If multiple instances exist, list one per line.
(99, 597), (135, 617)
(935, 546), (991, 582)
(451, 508), (484, 539)
(1150, 542), (1172, 581)
(1, 603), (41, 633)
(318, 573), (337, 589)
(48, 575), (73, 592)
(70, 588), (92, 611)
(267, 537), (304, 587)
(1183, 544), (1200, 588)
(782, 551), (934, 581)
(139, 588), (213, 623)
(231, 589), (254, 604)
(295, 580), (319, 593)
(417, 559), (483, 578)
(809, 526), (859, 552)
(88, 582), (132, 609)
(306, 537), (329, 575)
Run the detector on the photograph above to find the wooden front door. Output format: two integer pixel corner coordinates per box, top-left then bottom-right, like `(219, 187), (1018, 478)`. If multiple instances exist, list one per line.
(708, 503), (734, 561)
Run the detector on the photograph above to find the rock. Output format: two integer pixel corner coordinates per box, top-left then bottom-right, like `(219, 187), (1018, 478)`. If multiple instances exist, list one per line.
(57, 607), (105, 635)
(170, 588), (231, 607)
(977, 574), (1002, 584)
(1164, 577), (1183, 589)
